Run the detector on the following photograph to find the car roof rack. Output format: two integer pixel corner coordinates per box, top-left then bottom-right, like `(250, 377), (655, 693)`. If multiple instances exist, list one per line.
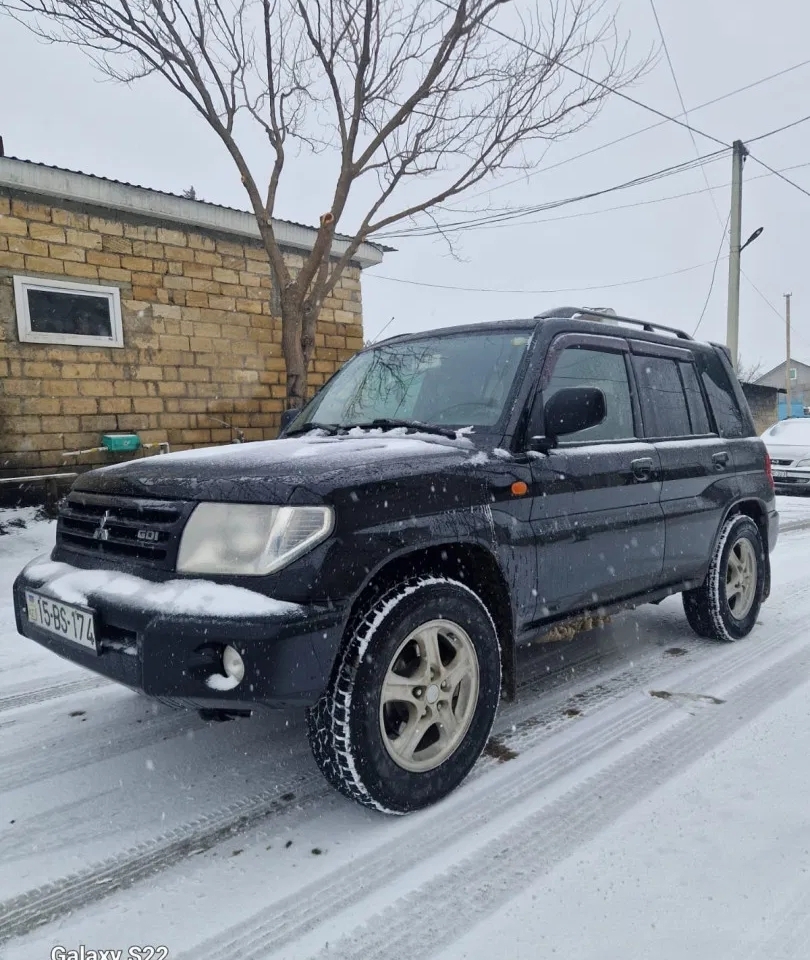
(534, 306), (693, 341)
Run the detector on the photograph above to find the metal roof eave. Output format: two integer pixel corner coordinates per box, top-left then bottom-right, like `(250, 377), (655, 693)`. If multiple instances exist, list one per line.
(0, 156), (387, 269)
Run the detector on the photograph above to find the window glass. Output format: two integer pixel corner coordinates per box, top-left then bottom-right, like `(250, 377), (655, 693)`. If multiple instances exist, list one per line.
(696, 352), (745, 438)
(634, 357), (691, 437)
(545, 346), (635, 442)
(679, 362), (711, 434)
(294, 330), (532, 429)
(27, 289), (113, 338)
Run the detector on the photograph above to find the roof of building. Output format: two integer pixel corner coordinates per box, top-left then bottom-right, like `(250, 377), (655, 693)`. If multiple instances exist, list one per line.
(740, 381), (786, 394)
(755, 358), (810, 383)
(0, 156), (390, 269)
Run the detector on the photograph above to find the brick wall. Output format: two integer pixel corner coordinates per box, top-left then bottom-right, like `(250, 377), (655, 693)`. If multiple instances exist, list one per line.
(0, 194), (364, 474)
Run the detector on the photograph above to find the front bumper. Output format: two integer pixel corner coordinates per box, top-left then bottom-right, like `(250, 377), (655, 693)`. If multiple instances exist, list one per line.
(13, 558), (345, 709)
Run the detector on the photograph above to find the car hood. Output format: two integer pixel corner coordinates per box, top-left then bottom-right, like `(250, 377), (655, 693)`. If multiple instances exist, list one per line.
(72, 431), (478, 503)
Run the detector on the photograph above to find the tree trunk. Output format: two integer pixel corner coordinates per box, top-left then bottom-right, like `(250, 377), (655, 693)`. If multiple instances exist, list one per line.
(280, 291), (308, 410)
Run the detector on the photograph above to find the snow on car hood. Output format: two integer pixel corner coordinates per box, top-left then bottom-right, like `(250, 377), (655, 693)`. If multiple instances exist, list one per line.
(72, 428), (476, 503)
(762, 420), (810, 463)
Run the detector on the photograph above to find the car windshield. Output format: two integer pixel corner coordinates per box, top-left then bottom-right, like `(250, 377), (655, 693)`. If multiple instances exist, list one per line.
(290, 329), (533, 431)
(762, 419), (810, 445)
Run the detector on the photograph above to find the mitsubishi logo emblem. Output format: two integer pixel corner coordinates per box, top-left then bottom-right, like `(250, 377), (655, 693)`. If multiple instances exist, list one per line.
(93, 510), (111, 541)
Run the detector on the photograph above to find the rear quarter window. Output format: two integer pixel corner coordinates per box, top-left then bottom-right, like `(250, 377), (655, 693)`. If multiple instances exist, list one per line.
(695, 351), (746, 438)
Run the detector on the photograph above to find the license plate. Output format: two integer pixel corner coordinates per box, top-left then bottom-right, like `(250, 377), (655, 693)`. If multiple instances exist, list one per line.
(25, 591), (98, 653)
(773, 470), (787, 479)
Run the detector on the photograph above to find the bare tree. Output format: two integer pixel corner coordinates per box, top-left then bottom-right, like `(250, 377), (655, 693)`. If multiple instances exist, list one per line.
(2, 0), (642, 407)
(737, 355), (764, 383)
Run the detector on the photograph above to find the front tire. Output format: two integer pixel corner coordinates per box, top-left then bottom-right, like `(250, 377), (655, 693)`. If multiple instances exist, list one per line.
(307, 577), (501, 814)
(683, 515), (765, 642)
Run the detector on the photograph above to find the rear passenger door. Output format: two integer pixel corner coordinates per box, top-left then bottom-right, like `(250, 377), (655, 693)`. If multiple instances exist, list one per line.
(629, 341), (738, 584)
(530, 334), (665, 614)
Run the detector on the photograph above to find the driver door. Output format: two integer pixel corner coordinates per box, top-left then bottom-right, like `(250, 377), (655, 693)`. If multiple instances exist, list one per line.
(528, 333), (665, 617)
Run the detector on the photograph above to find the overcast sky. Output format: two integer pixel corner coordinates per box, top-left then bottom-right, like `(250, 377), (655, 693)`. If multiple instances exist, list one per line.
(1, 0), (808, 375)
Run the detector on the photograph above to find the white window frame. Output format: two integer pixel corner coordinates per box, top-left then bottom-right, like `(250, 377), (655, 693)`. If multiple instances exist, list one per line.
(790, 367), (798, 381)
(13, 275), (124, 348)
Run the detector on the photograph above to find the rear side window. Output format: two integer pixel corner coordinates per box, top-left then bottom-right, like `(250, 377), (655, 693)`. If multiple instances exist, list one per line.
(633, 357), (691, 437)
(545, 346), (635, 442)
(679, 362), (712, 434)
(696, 351), (745, 438)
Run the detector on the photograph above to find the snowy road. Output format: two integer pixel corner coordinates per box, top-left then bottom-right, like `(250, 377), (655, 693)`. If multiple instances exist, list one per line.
(2, 497), (810, 959)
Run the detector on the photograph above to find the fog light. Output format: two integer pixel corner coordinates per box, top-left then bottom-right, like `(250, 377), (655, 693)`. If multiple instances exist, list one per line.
(222, 645), (245, 685)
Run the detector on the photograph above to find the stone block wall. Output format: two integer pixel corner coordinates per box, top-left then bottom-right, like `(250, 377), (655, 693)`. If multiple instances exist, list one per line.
(0, 194), (364, 474)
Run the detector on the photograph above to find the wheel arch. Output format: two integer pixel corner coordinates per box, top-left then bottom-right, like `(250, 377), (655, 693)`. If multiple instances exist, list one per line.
(343, 541), (516, 700)
(718, 498), (771, 600)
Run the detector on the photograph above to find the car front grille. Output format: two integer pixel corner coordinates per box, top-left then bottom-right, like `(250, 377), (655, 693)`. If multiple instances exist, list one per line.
(57, 493), (193, 569)
(770, 458), (794, 466)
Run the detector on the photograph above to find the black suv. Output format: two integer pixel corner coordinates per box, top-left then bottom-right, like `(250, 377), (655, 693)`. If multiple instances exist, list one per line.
(14, 308), (778, 813)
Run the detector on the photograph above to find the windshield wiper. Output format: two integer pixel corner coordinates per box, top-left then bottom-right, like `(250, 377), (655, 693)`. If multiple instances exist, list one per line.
(285, 422), (339, 436)
(339, 418), (459, 440)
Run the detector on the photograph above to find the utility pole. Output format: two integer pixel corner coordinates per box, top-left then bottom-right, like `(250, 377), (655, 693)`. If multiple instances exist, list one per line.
(726, 140), (748, 371)
(785, 293), (792, 418)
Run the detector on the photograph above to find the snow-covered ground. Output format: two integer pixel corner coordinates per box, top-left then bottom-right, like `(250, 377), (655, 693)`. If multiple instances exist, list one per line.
(1, 496), (810, 959)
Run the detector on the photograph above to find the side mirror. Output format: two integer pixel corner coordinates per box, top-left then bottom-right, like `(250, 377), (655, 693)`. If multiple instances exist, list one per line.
(528, 387), (606, 451)
(279, 407), (301, 433)
(544, 387), (606, 439)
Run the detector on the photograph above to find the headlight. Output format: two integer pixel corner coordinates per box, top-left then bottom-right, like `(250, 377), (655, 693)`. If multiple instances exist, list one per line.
(177, 503), (334, 575)
(797, 458), (810, 468)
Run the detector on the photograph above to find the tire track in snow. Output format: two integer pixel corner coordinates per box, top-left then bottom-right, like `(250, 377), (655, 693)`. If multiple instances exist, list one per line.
(0, 609), (710, 942)
(0, 709), (200, 793)
(779, 516), (810, 535)
(0, 768), (325, 945)
(0, 675), (109, 714)
(183, 603), (808, 960)
(3, 572), (805, 946)
(306, 643), (810, 960)
(0, 632), (646, 925)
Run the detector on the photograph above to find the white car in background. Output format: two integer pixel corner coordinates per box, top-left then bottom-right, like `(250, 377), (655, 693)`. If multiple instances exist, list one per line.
(762, 418), (810, 492)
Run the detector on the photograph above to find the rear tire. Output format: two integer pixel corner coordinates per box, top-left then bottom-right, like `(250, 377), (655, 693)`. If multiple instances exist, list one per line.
(307, 577), (501, 814)
(682, 515), (765, 642)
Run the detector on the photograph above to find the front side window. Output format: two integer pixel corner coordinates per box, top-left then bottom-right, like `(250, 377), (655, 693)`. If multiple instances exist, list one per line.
(14, 275), (123, 348)
(292, 330), (533, 430)
(545, 346), (635, 443)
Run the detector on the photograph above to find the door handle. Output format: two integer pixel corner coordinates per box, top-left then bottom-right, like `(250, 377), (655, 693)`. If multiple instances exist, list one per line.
(631, 457), (654, 481)
(712, 451), (730, 471)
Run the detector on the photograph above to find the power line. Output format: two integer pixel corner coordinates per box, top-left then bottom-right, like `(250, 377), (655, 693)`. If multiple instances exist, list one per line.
(741, 272), (810, 351)
(450, 56), (810, 207)
(693, 213), (730, 336)
(461, 4), (730, 150)
(648, 0), (693, 141)
(377, 154), (810, 241)
(369, 258), (724, 296)
(747, 151), (810, 200)
(647, 0), (727, 232)
(409, 160), (810, 234)
(748, 113), (810, 143)
(378, 150), (728, 239)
